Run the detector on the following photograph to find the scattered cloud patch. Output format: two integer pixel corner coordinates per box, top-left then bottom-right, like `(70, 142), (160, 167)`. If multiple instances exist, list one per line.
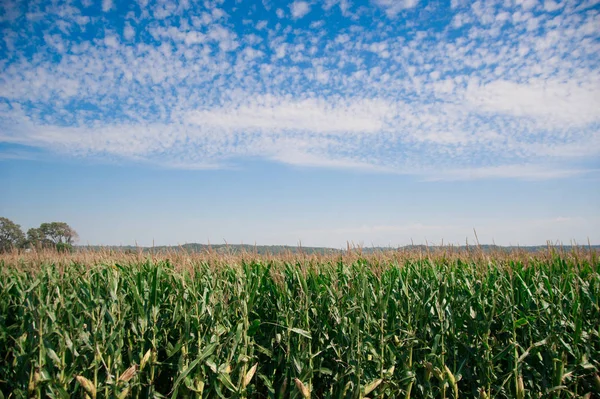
(101, 0), (113, 12)
(543, 0), (564, 12)
(0, 0), (599, 180)
(123, 25), (135, 40)
(372, 0), (419, 16)
(290, 1), (311, 19)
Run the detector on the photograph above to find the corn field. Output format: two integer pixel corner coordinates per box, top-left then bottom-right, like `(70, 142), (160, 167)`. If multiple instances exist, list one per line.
(0, 249), (599, 398)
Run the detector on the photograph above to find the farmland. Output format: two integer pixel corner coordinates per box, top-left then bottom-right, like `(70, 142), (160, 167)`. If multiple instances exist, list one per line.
(0, 248), (599, 398)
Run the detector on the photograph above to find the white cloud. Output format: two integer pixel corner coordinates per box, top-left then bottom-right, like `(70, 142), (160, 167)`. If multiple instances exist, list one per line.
(450, 0), (467, 9)
(323, 0), (352, 15)
(186, 97), (393, 133)
(543, 0), (564, 12)
(102, 0), (113, 12)
(123, 25), (135, 41)
(516, 0), (538, 10)
(255, 20), (268, 30)
(0, 0), (599, 179)
(207, 25), (239, 51)
(372, 0), (419, 16)
(104, 35), (119, 48)
(269, 150), (391, 171)
(464, 80), (600, 126)
(290, 1), (311, 19)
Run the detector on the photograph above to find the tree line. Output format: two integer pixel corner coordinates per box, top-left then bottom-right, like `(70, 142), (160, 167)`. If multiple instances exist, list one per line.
(0, 217), (78, 252)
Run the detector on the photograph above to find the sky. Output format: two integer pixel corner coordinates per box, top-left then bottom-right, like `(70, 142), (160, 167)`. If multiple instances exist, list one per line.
(1, 0), (599, 248)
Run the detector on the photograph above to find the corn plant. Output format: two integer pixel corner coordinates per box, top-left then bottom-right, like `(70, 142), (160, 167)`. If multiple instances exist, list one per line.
(0, 251), (598, 398)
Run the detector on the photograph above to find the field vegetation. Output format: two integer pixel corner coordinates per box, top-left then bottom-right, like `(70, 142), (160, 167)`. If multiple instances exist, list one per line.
(0, 247), (599, 398)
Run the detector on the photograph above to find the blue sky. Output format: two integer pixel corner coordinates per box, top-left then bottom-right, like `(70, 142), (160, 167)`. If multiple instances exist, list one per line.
(1, 0), (599, 247)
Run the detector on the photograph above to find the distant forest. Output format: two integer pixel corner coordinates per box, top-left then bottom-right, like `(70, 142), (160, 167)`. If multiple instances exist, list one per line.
(78, 242), (600, 255)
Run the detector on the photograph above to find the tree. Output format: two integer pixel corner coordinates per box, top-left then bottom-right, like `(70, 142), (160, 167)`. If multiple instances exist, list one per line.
(39, 222), (79, 244)
(27, 222), (79, 251)
(0, 217), (26, 252)
(26, 227), (50, 249)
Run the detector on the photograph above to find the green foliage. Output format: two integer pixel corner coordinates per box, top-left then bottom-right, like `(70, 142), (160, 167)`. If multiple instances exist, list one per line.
(0, 217), (25, 252)
(38, 222), (79, 245)
(26, 227), (50, 249)
(55, 242), (74, 253)
(26, 222), (78, 250)
(0, 257), (598, 398)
